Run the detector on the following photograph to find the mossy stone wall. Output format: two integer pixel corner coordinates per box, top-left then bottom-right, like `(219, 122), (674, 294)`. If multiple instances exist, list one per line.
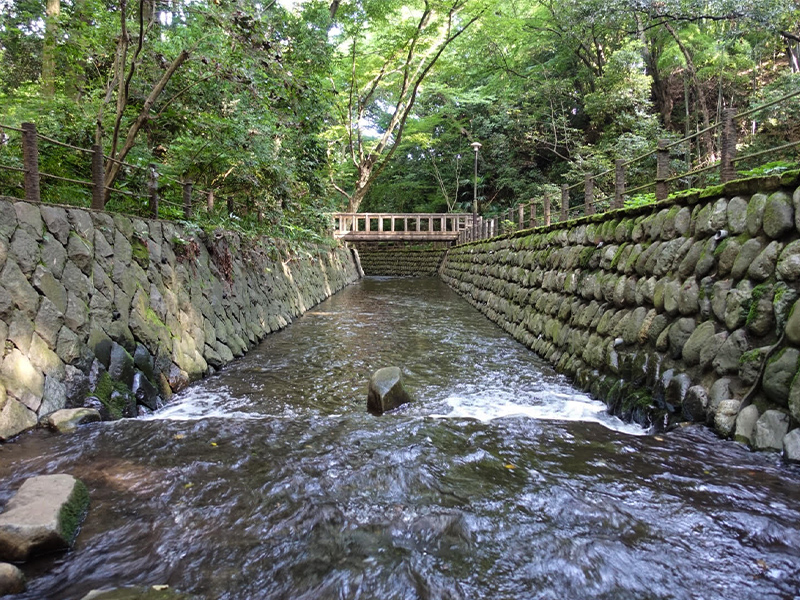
(441, 173), (800, 456)
(357, 245), (447, 276)
(0, 198), (360, 440)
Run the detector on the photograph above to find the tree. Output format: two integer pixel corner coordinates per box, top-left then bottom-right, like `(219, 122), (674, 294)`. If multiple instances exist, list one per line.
(329, 0), (487, 212)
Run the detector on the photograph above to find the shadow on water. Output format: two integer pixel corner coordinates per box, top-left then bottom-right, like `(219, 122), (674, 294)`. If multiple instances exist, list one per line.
(0, 278), (799, 599)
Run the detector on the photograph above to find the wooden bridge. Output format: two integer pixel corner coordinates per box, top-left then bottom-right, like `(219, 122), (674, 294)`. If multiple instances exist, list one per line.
(332, 213), (475, 243)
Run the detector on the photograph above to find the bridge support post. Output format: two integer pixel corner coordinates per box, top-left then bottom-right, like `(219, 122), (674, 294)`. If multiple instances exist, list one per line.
(656, 139), (670, 201)
(561, 184), (569, 222)
(183, 180), (193, 219)
(518, 204), (525, 229)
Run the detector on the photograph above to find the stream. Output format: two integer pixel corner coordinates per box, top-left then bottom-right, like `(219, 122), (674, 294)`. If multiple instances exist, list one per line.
(1, 277), (798, 600)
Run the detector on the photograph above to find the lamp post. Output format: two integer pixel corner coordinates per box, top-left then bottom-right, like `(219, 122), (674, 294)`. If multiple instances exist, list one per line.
(471, 141), (482, 241)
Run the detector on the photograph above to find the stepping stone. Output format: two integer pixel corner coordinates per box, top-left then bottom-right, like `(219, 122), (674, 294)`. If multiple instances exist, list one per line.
(0, 474), (89, 561)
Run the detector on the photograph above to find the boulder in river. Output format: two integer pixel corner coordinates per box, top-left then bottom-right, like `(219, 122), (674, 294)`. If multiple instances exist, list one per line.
(0, 474), (89, 561)
(367, 367), (412, 415)
(44, 408), (101, 434)
(0, 562), (26, 595)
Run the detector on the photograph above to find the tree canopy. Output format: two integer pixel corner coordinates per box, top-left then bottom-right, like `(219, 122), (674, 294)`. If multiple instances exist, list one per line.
(1, 0), (798, 235)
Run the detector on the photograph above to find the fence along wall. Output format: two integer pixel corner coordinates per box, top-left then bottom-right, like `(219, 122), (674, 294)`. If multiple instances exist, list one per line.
(0, 197), (360, 441)
(441, 172), (800, 459)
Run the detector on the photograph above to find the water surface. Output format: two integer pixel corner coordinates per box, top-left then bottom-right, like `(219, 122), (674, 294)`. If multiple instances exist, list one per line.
(1, 278), (798, 600)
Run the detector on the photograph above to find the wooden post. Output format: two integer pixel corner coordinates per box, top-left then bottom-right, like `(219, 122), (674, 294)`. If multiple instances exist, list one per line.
(378, 215), (384, 232)
(365, 214), (370, 232)
(656, 138), (669, 201)
(720, 108), (737, 183)
(21, 122), (40, 203)
(543, 193), (551, 226)
(416, 216), (421, 232)
(561, 184), (569, 222)
(148, 163), (159, 218)
(183, 180), (193, 219)
(207, 190), (214, 212)
(530, 203), (537, 228)
(614, 159), (625, 209)
(227, 196), (234, 217)
(518, 204), (524, 229)
(91, 144), (105, 210)
(391, 216), (396, 231)
(428, 216), (433, 232)
(584, 174), (595, 216)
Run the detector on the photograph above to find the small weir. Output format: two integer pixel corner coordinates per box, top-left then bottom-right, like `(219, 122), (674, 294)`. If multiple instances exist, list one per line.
(1, 278), (799, 599)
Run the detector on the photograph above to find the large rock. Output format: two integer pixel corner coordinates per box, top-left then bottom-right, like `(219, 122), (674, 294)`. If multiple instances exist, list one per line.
(367, 367), (413, 415)
(44, 408), (102, 434)
(0, 562), (25, 595)
(0, 396), (37, 442)
(0, 474), (89, 561)
(753, 410), (790, 451)
(784, 429), (800, 463)
(734, 405), (759, 445)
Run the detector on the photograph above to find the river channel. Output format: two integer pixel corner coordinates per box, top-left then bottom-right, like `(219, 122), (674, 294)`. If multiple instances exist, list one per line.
(1, 277), (799, 599)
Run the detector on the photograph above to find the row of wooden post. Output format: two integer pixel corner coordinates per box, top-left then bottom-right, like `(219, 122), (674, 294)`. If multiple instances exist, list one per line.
(496, 108), (740, 235)
(18, 122), (204, 220)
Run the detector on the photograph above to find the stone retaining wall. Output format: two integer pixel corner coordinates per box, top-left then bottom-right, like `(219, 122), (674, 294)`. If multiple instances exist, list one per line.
(0, 198), (360, 440)
(441, 173), (800, 459)
(356, 246), (447, 276)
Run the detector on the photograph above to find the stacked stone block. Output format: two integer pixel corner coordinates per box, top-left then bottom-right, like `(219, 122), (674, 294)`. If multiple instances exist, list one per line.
(441, 173), (800, 460)
(357, 247), (447, 276)
(0, 198), (360, 440)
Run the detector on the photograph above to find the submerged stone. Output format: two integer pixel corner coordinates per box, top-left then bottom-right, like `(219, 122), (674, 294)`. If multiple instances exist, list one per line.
(80, 585), (192, 600)
(0, 562), (25, 595)
(367, 367), (412, 415)
(0, 474), (89, 561)
(44, 408), (102, 434)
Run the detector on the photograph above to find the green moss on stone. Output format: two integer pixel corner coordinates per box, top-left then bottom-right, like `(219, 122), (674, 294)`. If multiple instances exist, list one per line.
(610, 243), (629, 270)
(58, 479), (89, 544)
(746, 283), (772, 328)
(579, 247), (595, 268)
(698, 184), (725, 199)
(93, 372), (133, 420)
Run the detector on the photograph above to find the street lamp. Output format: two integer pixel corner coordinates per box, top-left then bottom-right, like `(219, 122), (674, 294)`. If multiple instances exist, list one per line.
(470, 141), (482, 241)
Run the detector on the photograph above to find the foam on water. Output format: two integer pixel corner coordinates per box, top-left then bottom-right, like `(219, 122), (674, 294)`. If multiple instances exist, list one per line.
(144, 387), (263, 421)
(431, 390), (647, 436)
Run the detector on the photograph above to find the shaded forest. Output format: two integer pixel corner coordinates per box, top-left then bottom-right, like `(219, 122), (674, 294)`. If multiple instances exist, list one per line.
(1, 0), (799, 238)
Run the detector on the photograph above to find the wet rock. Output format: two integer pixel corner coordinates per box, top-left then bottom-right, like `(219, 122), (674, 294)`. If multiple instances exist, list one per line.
(664, 373), (691, 412)
(0, 396), (37, 442)
(132, 372), (159, 411)
(682, 321), (716, 366)
(367, 367), (412, 415)
(753, 410), (790, 451)
(785, 300), (800, 346)
(784, 429), (800, 463)
(712, 330), (749, 376)
(668, 318), (695, 360)
(44, 408), (102, 433)
(734, 405), (759, 445)
(762, 348), (800, 405)
(682, 386), (708, 422)
(0, 474), (89, 561)
(0, 562), (26, 595)
(713, 399), (741, 437)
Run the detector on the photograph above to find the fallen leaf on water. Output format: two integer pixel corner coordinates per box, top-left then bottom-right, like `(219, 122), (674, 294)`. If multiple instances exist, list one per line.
(756, 559), (768, 570)
(504, 464), (517, 470)
(211, 442), (218, 447)
(152, 586), (170, 591)
(184, 483), (194, 489)
(173, 434), (185, 440)
(654, 436), (665, 442)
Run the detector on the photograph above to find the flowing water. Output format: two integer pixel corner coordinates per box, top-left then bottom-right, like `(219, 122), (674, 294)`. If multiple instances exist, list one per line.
(1, 278), (799, 600)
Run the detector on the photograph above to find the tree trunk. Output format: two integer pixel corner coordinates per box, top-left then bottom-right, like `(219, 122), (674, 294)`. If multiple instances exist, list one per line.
(42, 0), (61, 97)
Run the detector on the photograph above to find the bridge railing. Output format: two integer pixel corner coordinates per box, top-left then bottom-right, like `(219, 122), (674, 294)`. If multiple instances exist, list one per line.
(332, 212), (472, 239)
